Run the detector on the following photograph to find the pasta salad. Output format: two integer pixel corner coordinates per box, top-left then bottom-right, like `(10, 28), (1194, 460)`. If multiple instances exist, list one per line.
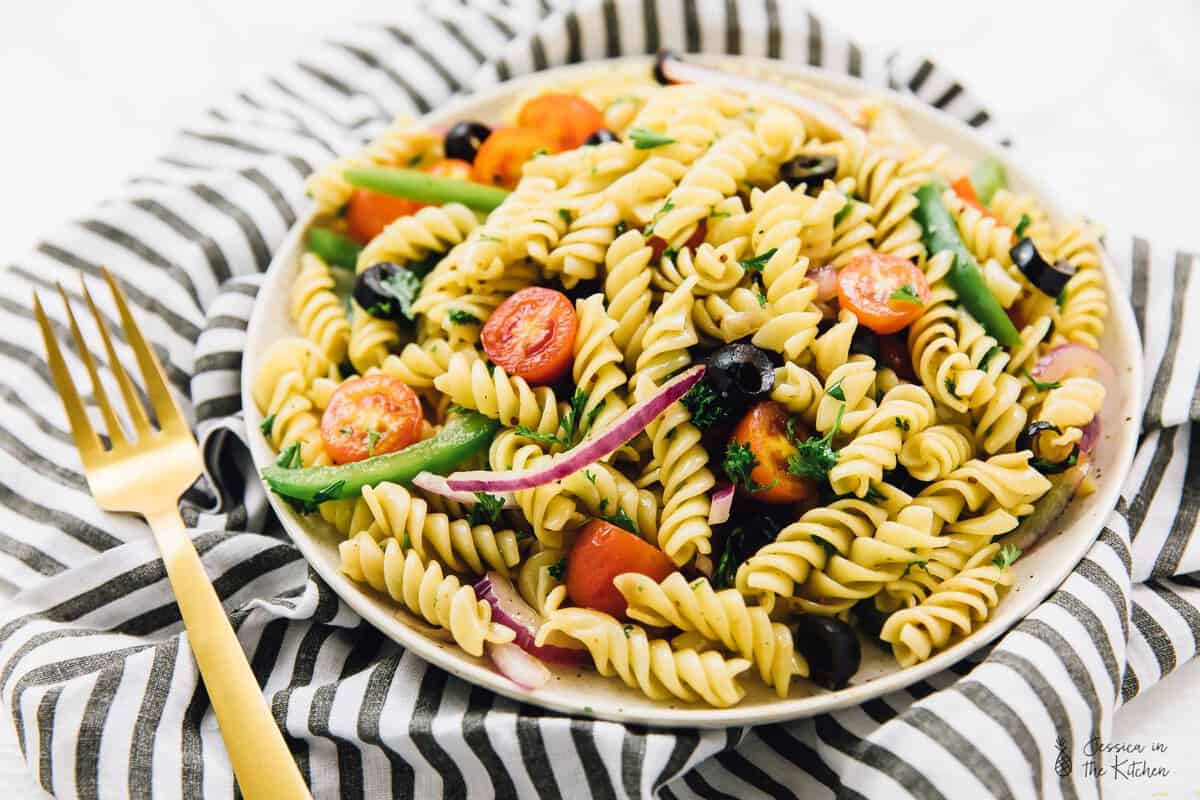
(253, 54), (1111, 707)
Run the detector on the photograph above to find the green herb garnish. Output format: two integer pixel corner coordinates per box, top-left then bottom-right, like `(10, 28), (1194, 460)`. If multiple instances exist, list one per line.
(1022, 368), (1061, 393)
(602, 507), (640, 536)
(365, 430), (382, 457)
(310, 480), (346, 506)
(889, 284), (923, 306)
(723, 440), (775, 494)
(812, 536), (838, 558)
(833, 199), (855, 228)
(469, 492), (504, 526)
(629, 127), (677, 149)
(978, 345), (1002, 371)
(993, 543), (1021, 570)
(259, 414), (276, 436)
(557, 208), (574, 225)
(447, 309), (481, 325)
(826, 378), (846, 402)
(739, 248), (777, 273)
(547, 559), (567, 580)
(1013, 213), (1032, 239)
(894, 417), (910, 432)
(681, 380), (726, 429)
(786, 404), (844, 482)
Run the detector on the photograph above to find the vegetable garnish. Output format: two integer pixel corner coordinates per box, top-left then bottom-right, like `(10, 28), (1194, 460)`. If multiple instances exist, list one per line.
(888, 283), (923, 306)
(681, 379), (726, 429)
(263, 409), (498, 504)
(739, 248), (777, 273)
(708, 483), (735, 525)
(978, 345), (1003, 371)
(259, 414), (276, 436)
(833, 198), (855, 227)
(308, 228), (363, 270)
(469, 492), (506, 525)
(837, 252), (931, 334)
(355, 263), (422, 321)
(445, 365), (705, 494)
(600, 507), (640, 536)
(722, 440), (774, 494)
(628, 127), (677, 149)
(1021, 368), (1062, 392)
(914, 183), (1021, 348)
(343, 166), (509, 211)
(1018, 421), (1081, 474)
(547, 559), (566, 580)
(1013, 213), (1032, 239)
(447, 309), (481, 325)
(731, 401), (817, 504)
(786, 404), (844, 482)
(992, 543), (1022, 570)
(515, 388), (600, 450)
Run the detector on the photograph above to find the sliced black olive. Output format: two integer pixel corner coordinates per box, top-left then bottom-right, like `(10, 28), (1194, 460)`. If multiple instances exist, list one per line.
(711, 505), (789, 588)
(354, 262), (418, 323)
(780, 155), (838, 194)
(707, 343), (775, 407)
(793, 615), (861, 690)
(653, 49), (681, 84)
(852, 599), (890, 644)
(1017, 421), (1080, 474)
(1010, 237), (1076, 298)
(881, 464), (927, 497)
(443, 120), (492, 164)
(849, 326), (879, 359)
(585, 128), (620, 146)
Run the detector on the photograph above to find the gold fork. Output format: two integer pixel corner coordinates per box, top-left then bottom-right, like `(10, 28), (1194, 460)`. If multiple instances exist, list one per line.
(34, 269), (311, 800)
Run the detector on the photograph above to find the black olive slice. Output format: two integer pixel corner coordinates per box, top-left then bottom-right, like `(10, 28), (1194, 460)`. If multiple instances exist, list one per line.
(780, 155), (839, 194)
(793, 615), (862, 690)
(443, 120), (492, 164)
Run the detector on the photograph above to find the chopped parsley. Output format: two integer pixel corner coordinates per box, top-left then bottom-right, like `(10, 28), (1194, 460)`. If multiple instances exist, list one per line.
(614, 220), (629, 236)
(709, 209), (732, 219)
(681, 380), (726, 429)
(547, 558), (567, 580)
(643, 199), (676, 235)
(812, 536), (838, 558)
(601, 507), (640, 536)
(406, 153), (424, 167)
(478, 233), (504, 243)
(713, 527), (744, 589)
(786, 403), (844, 482)
(722, 440), (775, 494)
(369, 268), (422, 321)
(259, 414), (276, 436)
(447, 309), (481, 325)
(864, 484), (886, 503)
(889, 283), (923, 306)
(826, 377), (846, 402)
(1022, 368), (1062, 393)
(1056, 288), (1067, 310)
(622, 624), (633, 637)
(515, 389), (598, 448)
(557, 208), (574, 226)
(894, 416), (910, 432)
(945, 376), (957, 397)
(584, 469), (598, 487)
(833, 198), (855, 227)
(365, 429), (382, 457)
(274, 442), (302, 469)
(992, 543), (1021, 570)
(901, 555), (929, 578)
(629, 127), (676, 150)
(978, 345), (1002, 371)
(469, 492), (505, 526)
(1013, 213), (1032, 239)
(738, 247), (777, 273)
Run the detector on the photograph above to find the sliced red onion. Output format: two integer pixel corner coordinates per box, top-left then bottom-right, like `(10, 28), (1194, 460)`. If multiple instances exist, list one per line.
(412, 472), (516, 509)
(807, 265), (838, 303)
(487, 642), (551, 690)
(447, 365), (705, 493)
(473, 571), (585, 665)
(709, 483), (735, 525)
(1032, 344), (1118, 447)
(656, 52), (864, 144)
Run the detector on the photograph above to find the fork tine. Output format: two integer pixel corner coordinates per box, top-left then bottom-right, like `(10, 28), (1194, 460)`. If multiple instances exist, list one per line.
(33, 292), (103, 465)
(101, 267), (188, 435)
(57, 283), (127, 450)
(81, 276), (153, 437)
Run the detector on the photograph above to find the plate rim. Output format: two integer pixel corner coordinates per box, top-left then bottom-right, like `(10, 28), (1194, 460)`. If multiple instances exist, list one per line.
(240, 54), (1144, 728)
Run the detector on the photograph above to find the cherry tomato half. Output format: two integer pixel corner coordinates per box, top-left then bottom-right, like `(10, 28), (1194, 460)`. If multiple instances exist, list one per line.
(566, 519), (675, 617)
(425, 158), (474, 181)
(731, 401), (817, 504)
(950, 176), (1000, 223)
(837, 252), (931, 335)
(471, 127), (555, 189)
(517, 93), (605, 151)
(346, 188), (425, 244)
(481, 286), (578, 385)
(320, 374), (424, 464)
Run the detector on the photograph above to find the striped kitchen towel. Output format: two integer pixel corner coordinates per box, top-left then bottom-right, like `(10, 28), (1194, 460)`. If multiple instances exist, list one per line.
(1, 1), (1197, 798)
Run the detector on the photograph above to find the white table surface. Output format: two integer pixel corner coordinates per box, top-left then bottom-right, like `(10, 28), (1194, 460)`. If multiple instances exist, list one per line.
(2, 1), (1197, 797)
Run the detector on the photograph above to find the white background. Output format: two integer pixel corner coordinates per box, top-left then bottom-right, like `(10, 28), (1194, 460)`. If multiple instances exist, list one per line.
(1, 1), (1197, 796)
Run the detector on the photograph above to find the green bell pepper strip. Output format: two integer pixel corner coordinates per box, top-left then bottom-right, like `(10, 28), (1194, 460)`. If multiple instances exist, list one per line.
(343, 167), (509, 212)
(969, 157), (1008, 206)
(913, 183), (1021, 348)
(261, 409), (499, 504)
(307, 227), (362, 270)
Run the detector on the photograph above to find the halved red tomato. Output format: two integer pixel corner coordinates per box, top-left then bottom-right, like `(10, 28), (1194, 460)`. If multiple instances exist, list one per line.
(566, 519), (675, 617)
(471, 127), (555, 189)
(517, 93), (605, 151)
(481, 287), (578, 385)
(320, 375), (423, 464)
(426, 158), (474, 181)
(730, 401), (817, 504)
(837, 252), (931, 335)
(346, 189), (424, 244)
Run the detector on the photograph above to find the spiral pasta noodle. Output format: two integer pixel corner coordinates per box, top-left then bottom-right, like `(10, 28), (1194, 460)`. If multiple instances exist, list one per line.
(356, 203), (478, 273)
(305, 116), (440, 214)
(290, 253), (351, 364)
(434, 352), (561, 434)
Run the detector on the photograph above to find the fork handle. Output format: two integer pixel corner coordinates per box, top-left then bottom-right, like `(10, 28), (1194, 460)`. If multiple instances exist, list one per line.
(147, 508), (312, 800)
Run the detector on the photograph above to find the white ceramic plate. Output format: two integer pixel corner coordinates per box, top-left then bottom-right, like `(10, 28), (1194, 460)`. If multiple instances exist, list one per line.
(242, 55), (1142, 728)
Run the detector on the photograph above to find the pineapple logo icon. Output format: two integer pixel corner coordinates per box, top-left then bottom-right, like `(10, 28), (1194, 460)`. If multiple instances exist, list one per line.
(1054, 738), (1072, 777)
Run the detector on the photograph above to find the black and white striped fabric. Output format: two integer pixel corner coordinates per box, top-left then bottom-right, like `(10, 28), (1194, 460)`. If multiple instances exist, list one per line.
(1, 1), (1197, 797)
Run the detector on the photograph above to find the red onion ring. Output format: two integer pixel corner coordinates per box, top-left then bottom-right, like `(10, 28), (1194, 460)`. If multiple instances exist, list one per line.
(807, 265), (838, 303)
(412, 472), (516, 508)
(487, 642), (551, 690)
(473, 572), (585, 665)
(447, 365), (705, 493)
(708, 484), (735, 525)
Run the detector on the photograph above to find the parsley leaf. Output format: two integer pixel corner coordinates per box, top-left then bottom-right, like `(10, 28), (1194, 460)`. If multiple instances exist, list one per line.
(713, 527), (744, 589)
(310, 480), (346, 505)
(274, 442), (302, 469)
(629, 127), (677, 149)
(709, 209), (731, 219)
(1022, 368), (1062, 392)
(1013, 213), (1032, 239)
(447, 309), (480, 325)
(513, 427), (564, 446)
(602, 507), (640, 536)
(515, 390), (594, 449)
(722, 440), (776, 494)
(681, 380), (726, 429)
(622, 624), (633, 637)
(739, 247), (777, 273)
(365, 429), (382, 457)
(469, 492), (504, 526)
(557, 208), (574, 225)
(826, 378), (846, 402)
(978, 345), (1002, 371)
(812, 536), (838, 558)
(643, 199), (675, 235)
(786, 404), (844, 482)
(992, 543), (1021, 570)
(945, 376), (957, 397)
(547, 559), (567, 580)
(259, 414), (276, 436)
(888, 283), (923, 306)
(369, 269), (422, 321)
(894, 416), (910, 432)
(1056, 288), (1067, 310)
(614, 220), (629, 236)
(833, 198), (855, 227)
